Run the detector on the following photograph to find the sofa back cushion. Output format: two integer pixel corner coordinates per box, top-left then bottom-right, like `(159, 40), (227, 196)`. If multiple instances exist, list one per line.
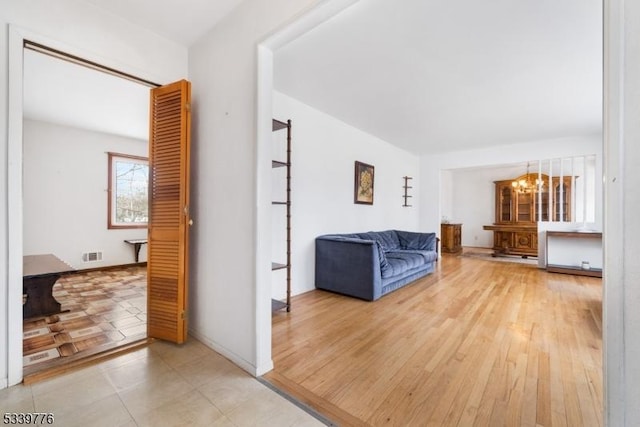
(395, 230), (437, 251)
(356, 230), (401, 251)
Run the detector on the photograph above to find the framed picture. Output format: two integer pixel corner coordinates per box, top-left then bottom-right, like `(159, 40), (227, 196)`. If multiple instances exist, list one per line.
(354, 161), (375, 205)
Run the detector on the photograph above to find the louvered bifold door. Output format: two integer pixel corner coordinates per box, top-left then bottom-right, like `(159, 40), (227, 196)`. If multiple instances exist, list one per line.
(147, 80), (191, 344)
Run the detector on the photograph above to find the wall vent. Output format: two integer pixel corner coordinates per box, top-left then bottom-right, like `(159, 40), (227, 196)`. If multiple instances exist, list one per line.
(82, 251), (103, 262)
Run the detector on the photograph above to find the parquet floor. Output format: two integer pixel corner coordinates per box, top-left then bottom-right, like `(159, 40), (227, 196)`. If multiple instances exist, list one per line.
(22, 266), (147, 377)
(267, 253), (602, 426)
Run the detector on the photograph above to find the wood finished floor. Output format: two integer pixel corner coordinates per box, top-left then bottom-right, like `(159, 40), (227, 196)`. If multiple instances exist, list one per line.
(23, 266), (147, 377)
(267, 253), (602, 427)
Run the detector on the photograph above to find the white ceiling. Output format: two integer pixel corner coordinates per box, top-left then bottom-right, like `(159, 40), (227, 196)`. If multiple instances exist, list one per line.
(23, 49), (150, 141)
(274, 0), (603, 154)
(23, 0), (245, 141)
(83, 0), (246, 46)
(24, 0), (602, 155)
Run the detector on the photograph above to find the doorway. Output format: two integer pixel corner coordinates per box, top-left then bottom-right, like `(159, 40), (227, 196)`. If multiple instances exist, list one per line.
(20, 43), (154, 379)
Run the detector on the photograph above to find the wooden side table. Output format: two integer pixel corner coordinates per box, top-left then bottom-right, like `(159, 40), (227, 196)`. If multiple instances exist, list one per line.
(441, 223), (462, 254)
(124, 239), (148, 263)
(23, 254), (75, 318)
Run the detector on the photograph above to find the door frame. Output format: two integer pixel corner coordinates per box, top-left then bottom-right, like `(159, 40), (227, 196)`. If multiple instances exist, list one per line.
(6, 25), (157, 385)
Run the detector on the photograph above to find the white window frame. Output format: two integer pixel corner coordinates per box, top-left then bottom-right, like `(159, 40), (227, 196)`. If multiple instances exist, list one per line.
(108, 152), (149, 229)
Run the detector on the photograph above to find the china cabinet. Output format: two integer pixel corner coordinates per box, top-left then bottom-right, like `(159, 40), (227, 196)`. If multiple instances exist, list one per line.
(483, 174), (571, 257)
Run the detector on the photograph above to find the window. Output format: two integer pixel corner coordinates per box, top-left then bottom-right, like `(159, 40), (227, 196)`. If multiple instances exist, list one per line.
(108, 152), (149, 229)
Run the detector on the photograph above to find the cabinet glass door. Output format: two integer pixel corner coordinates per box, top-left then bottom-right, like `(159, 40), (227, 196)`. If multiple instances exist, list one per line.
(517, 192), (532, 222)
(500, 186), (512, 222)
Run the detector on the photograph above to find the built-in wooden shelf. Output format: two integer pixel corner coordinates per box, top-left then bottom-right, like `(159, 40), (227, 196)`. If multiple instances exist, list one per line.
(272, 160), (288, 168)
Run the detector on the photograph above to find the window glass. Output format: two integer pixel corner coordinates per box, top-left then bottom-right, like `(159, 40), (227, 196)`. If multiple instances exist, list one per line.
(108, 153), (148, 229)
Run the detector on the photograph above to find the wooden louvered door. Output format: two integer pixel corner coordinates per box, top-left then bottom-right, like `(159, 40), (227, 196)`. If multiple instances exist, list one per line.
(147, 80), (191, 343)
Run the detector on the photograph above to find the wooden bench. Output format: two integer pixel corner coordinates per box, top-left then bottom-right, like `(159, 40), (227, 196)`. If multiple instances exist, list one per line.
(124, 239), (148, 263)
(23, 254), (75, 318)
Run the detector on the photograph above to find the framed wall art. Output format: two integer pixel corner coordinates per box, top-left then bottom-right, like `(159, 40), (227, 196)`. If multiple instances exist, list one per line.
(354, 161), (375, 205)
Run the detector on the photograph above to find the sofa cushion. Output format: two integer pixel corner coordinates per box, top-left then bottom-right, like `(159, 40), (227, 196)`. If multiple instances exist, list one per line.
(396, 230), (437, 251)
(356, 230), (401, 251)
(397, 249), (438, 263)
(374, 241), (390, 274)
(382, 250), (431, 278)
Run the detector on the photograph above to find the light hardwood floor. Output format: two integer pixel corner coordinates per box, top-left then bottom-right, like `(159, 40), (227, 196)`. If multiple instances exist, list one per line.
(266, 253), (602, 426)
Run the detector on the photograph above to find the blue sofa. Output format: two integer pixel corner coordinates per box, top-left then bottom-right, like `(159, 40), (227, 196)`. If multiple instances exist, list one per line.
(315, 230), (438, 301)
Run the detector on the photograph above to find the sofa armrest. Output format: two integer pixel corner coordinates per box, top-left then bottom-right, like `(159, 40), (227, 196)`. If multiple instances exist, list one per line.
(395, 230), (437, 251)
(315, 236), (383, 301)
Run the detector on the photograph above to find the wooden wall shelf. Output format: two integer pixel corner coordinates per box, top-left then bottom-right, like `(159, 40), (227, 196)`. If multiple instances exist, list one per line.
(271, 119), (292, 312)
(402, 176), (413, 207)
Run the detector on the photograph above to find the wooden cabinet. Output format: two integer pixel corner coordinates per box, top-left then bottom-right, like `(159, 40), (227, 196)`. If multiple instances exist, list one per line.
(484, 174), (571, 258)
(441, 223), (462, 253)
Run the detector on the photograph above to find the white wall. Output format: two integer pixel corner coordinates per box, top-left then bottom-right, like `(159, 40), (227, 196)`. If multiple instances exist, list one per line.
(444, 163), (527, 248)
(271, 91), (420, 299)
(605, 0), (640, 423)
(187, 0), (334, 376)
(23, 120), (147, 268)
(1, 0), (187, 387)
(546, 233), (602, 270)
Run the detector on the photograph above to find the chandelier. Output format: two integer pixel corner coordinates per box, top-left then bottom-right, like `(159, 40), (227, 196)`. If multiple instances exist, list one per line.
(512, 162), (543, 193)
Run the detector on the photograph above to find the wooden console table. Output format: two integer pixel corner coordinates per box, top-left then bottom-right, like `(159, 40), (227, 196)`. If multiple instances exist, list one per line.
(546, 231), (603, 277)
(23, 254), (75, 318)
(482, 224), (538, 258)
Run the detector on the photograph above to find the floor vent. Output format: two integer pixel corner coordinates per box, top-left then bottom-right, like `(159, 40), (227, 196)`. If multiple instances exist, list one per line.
(82, 251), (103, 262)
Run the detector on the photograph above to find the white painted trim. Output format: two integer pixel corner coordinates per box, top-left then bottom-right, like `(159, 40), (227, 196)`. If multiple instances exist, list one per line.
(7, 25), (26, 387)
(254, 0), (361, 376)
(255, 45), (275, 376)
(7, 24), (133, 386)
(188, 328), (265, 376)
(603, 0), (625, 425)
(261, 0), (360, 50)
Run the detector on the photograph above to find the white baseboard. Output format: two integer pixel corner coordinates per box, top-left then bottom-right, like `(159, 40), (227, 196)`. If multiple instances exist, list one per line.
(188, 328), (266, 377)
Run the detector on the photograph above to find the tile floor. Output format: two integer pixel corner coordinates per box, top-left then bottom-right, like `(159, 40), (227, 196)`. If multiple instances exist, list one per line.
(2, 338), (326, 427)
